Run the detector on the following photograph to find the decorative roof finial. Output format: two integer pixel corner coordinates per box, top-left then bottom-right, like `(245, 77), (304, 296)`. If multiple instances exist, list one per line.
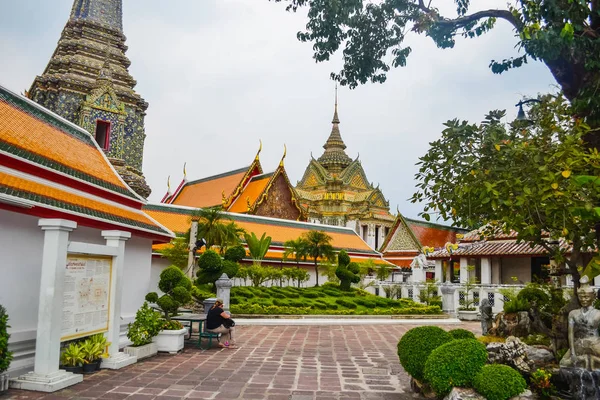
(255, 139), (263, 161)
(167, 175), (171, 195)
(332, 84), (340, 124)
(183, 162), (187, 181)
(280, 144), (287, 167)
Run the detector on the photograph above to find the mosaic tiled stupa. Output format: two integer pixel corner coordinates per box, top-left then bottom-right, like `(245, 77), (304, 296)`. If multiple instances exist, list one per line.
(27, 0), (151, 198)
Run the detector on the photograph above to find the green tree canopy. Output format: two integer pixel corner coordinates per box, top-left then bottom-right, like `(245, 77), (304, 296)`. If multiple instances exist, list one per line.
(302, 230), (335, 286)
(159, 236), (189, 270)
(191, 207), (245, 252)
(244, 232), (272, 266)
(274, 0), (600, 142)
(411, 94), (600, 295)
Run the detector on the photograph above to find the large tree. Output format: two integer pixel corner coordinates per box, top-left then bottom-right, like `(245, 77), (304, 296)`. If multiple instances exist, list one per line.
(411, 94), (600, 296)
(191, 207), (245, 252)
(273, 0), (600, 144)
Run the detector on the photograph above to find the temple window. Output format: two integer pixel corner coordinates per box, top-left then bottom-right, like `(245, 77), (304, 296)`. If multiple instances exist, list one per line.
(95, 120), (111, 150)
(375, 226), (381, 249)
(362, 225), (368, 242)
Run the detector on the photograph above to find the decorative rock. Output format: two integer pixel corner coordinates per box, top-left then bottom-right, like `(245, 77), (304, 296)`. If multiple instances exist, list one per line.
(493, 311), (533, 337)
(487, 336), (535, 375)
(509, 389), (535, 400)
(443, 388), (485, 400)
(525, 345), (555, 368)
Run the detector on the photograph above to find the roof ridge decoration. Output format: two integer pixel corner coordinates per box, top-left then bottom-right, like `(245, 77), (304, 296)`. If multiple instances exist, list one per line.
(222, 142), (264, 208)
(379, 211), (423, 253)
(0, 85), (144, 202)
(246, 158), (307, 220)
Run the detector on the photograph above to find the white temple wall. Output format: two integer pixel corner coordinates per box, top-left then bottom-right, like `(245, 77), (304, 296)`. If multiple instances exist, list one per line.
(1, 209), (155, 376)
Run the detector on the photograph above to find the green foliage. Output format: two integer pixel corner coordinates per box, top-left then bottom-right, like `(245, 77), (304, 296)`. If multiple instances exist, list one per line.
(424, 339), (488, 396)
(0, 305), (13, 373)
(282, 267), (310, 287)
(146, 266), (192, 320)
(417, 280), (441, 306)
(80, 339), (103, 363)
(159, 236), (190, 270)
(244, 265), (273, 287)
(192, 207), (245, 252)
(302, 230), (335, 286)
(397, 326), (453, 381)
(61, 343), (85, 367)
(224, 245), (246, 262)
(335, 298), (357, 308)
(473, 364), (527, 400)
(530, 368), (556, 398)
(412, 96), (600, 290)
(448, 328), (476, 340)
(521, 334), (552, 347)
(383, 284), (402, 299)
(161, 320), (184, 331)
(196, 250), (238, 287)
(336, 250), (361, 290)
(375, 264), (391, 281)
(459, 266), (478, 311)
(127, 302), (163, 347)
(244, 232), (272, 265)
(273, 0), (600, 129)
(517, 287), (550, 308)
(504, 297), (530, 314)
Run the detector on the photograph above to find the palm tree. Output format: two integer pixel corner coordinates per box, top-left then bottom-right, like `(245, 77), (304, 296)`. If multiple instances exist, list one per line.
(191, 207), (244, 252)
(244, 232), (272, 266)
(283, 237), (309, 287)
(302, 230), (335, 286)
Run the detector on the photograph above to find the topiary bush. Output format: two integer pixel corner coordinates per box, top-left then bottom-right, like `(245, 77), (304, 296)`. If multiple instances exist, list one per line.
(335, 298), (357, 308)
(336, 250), (361, 291)
(517, 286), (550, 308)
(449, 328), (476, 340)
(224, 245), (246, 262)
(424, 339), (488, 396)
(146, 266), (192, 322)
(473, 364), (527, 400)
(397, 326), (453, 381)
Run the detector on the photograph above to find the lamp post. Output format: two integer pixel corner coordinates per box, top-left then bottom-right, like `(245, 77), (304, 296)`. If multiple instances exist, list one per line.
(515, 98), (542, 123)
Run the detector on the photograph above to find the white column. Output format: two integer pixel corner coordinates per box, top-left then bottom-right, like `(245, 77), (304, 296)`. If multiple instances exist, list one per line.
(100, 230), (136, 370)
(460, 257), (469, 283)
(12, 219), (83, 392)
(435, 260), (443, 282)
(480, 257), (491, 285)
(187, 220), (198, 279)
(491, 258), (501, 284)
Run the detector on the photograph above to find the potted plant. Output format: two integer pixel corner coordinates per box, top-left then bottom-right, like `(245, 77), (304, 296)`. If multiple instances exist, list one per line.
(0, 305), (13, 394)
(124, 302), (162, 360)
(146, 266), (192, 353)
(80, 339), (103, 374)
(457, 265), (480, 321)
(60, 343), (85, 374)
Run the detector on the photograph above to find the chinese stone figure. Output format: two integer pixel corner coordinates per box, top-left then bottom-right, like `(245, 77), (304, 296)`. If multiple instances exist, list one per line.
(480, 298), (493, 335)
(559, 276), (600, 371)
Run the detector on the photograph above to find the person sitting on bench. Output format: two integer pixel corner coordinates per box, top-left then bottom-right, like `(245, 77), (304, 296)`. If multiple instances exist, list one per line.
(206, 298), (236, 348)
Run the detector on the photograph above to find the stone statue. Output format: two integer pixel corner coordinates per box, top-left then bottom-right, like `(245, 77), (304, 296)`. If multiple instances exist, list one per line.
(559, 275), (600, 371)
(410, 253), (427, 270)
(480, 298), (493, 335)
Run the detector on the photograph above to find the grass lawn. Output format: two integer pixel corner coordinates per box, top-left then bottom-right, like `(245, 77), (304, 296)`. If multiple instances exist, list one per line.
(230, 283), (442, 315)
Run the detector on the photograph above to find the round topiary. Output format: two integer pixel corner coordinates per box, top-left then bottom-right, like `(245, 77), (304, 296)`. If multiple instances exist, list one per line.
(224, 245), (246, 262)
(449, 328), (476, 340)
(517, 287), (550, 308)
(397, 326), (453, 381)
(423, 339), (488, 396)
(473, 364), (527, 400)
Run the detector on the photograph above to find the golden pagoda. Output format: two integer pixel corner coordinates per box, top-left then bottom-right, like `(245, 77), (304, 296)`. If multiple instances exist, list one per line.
(295, 90), (395, 250)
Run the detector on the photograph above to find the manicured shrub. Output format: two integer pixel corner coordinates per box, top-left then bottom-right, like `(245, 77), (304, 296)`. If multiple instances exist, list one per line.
(146, 266), (192, 321)
(302, 292), (320, 298)
(424, 339), (488, 396)
(473, 364), (527, 400)
(273, 293), (287, 299)
(327, 303), (339, 310)
(335, 298), (357, 308)
(313, 302), (327, 309)
(230, 297), (240, 305)
(449, 328), (476, 340)
(355, 298), (376, 308)
(517, 286), (550, 308)
(323, 290), (342, 297)
(289, 300), (304, 307)
(224, 245), (246, 262)
(397, 326), (453, 381)
(284, 291), (301, 298)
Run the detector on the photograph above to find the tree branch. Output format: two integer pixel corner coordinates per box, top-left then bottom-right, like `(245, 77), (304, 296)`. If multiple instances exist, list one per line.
(433, 9), (523, 32)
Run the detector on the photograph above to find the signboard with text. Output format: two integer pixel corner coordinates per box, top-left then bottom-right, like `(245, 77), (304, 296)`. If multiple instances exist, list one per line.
(60, 256), (112, 341)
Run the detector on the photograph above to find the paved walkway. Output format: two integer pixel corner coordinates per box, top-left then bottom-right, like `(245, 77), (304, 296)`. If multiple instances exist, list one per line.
(6, 322), (478, 400)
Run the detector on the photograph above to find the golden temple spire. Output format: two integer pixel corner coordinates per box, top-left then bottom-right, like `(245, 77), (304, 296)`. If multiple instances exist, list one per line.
(317, 85), (352, 172)
(332, 84), (340, 124)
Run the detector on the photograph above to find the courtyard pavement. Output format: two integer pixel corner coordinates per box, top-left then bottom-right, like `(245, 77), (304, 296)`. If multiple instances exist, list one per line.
(6, 322), (478, 400)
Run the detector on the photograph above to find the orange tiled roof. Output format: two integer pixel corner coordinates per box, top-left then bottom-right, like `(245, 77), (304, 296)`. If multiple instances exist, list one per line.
(0, 169), (172, 236)
(170, 167), (249, 208)
(0, 87), (136, 199)
(228, 173), (273, 213)
(145, 204), (379, 255)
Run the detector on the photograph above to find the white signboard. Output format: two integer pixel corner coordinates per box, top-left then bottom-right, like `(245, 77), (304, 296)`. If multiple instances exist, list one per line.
(61, 256), (112, 341)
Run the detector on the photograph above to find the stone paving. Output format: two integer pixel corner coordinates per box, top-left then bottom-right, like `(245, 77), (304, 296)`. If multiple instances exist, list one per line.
(6, 322), (478, 400)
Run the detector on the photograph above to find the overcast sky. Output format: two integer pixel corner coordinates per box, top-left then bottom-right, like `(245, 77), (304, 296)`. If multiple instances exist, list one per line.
(0, 1), (557, 222)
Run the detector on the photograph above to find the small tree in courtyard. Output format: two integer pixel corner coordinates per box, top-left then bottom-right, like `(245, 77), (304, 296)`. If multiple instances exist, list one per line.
(146, 266), (192, 322)
(336, 250), (360, 291)
(303, 230), (335, 286)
